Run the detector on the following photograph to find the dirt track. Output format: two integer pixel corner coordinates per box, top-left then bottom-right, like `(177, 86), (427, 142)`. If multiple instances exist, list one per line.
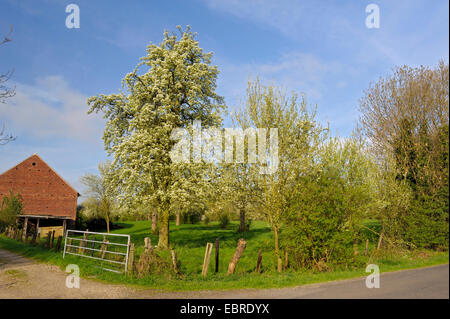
(0, 248), (448, 299)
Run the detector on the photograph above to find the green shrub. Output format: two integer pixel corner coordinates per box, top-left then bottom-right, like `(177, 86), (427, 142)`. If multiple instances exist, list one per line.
(283, 139), (375, 270)
(404, 192), (449, 249)
(182, 209), (202, 224)
(218, 213), (230, 229)
(0, 192), (23, 232)
(284, 177), (359, 270)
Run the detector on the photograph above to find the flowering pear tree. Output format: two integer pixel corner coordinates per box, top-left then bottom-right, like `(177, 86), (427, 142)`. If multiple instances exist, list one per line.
(87, 26), (224, 249)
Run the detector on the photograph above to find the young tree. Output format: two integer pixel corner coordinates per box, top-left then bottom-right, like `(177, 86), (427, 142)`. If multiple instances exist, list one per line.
(218, 161), (260, 232)
(80, 162), (115, 233)
(0, 191), (22, 232)
(235, 78), (328, 271)
(88, 26), (225, 249)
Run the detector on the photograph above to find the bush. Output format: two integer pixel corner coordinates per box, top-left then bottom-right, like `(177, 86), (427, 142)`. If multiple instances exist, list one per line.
(404, 193), (449, 249)
(283, 139), (375, 270)
(218, 213), (230, 229)
(284, 176), (359, 270)
(0, 192), (23, 232)
(135, 248), (178, 278)
(182, 209), (202, 224)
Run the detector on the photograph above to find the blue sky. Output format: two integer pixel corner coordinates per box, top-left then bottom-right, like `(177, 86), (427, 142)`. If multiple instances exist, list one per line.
(0, 0), (448, 194)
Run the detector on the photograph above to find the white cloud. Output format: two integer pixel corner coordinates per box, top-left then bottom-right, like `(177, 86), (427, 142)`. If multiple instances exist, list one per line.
(202, 0), (354, 42)
(217, 51), (343, 107)
(0, 75), (104, 143)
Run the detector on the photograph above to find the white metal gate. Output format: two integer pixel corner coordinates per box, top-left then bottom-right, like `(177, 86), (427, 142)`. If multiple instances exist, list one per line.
(63, 229), (130, 273)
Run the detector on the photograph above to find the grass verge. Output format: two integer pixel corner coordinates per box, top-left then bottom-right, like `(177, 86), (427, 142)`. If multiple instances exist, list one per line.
(0, 220), (448, 292)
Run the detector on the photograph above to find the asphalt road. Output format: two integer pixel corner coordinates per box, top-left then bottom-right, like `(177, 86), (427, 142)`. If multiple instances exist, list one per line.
(199, 263), (449, 299)
(153, 263), (450, 299)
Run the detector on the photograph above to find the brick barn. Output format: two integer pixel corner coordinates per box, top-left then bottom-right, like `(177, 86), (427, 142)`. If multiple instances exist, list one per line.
(0, 154), (80, 237)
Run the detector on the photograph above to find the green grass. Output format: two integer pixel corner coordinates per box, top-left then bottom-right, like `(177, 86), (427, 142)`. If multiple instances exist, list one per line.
(0, 220), (448, 292)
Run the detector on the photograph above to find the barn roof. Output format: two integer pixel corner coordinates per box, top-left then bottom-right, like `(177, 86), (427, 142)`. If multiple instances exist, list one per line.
(0, 154), (80, 220)
(0, 154), (80, 196)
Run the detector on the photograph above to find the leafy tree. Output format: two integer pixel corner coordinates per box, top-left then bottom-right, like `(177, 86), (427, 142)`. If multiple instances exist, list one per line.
(214, 161), (261, 232)
(0, 191), (22, 232)
(80, 162), (116, 233)
(358, 61), (449, 249)
(88, 26), (225, 249)
(234, 78), (328, 271)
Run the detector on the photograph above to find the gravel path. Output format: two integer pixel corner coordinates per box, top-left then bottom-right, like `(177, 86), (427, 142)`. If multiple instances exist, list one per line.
(0, 248), (448, 299)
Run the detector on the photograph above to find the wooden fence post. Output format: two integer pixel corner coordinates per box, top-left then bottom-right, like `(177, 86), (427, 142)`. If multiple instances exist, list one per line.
(78, 230), (89, 255)
(202, 242), (213, 277)
(256, 249), (263, 273)
(31, 229), (37, 245)
(68, 239), (73, 252)
(127, 243), (135, 275)
(101, 237), (109, 259)
(83, 231), (89, 254)
(22, 217), (28, 241)
(227, 238), (247, 275)
(215, 238), (219, 273)
(55, 236), (63, 252)
(144, 237), (151, 251)
(90, 241), (95, 256)
(78, 239), (84, 254)
(364, 239), (369, 256)
(284, 250), (289, 270)
(50, 230), (56, 248)
(46, 232), (51, 248)
(171, 249), (179, 275)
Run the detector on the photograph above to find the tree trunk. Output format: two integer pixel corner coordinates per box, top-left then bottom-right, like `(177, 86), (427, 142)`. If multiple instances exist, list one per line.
(157, 210), (169, 249)
(151, 210), (158, 235)
(106, 214), (110, 233)
(176, 212), (181, 226)
(238, 208), (246, 232)
(274, 227), (282, 272)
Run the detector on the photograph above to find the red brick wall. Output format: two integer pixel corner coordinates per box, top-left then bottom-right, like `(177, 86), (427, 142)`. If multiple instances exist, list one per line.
(0, 154), (78, 220)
